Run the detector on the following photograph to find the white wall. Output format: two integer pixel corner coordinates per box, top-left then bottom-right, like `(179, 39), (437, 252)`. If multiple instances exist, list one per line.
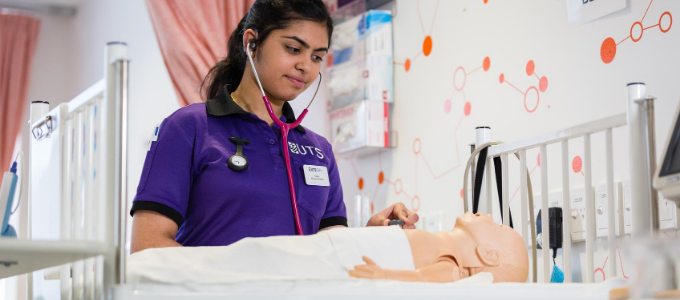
(6, 0), (178, 298)
(336, 0), (680, 283)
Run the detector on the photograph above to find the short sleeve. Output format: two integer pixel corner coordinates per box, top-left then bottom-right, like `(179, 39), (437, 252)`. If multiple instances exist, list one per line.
(130, 118), (193, 228)
(319, 142), (348, 230)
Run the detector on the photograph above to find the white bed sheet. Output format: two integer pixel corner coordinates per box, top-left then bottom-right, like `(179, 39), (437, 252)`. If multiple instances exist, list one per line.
(113, 278), (623, 300)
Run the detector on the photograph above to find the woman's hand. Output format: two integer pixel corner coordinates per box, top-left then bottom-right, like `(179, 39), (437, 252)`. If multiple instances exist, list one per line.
(365, 202), (419, 229)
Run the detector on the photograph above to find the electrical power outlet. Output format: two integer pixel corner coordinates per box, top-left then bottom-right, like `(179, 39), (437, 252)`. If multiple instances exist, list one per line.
(570, 187), (586, 242)
(595, 184), (609, 238)
(621, 179), (677, 231)
(594, 182), (623, 238)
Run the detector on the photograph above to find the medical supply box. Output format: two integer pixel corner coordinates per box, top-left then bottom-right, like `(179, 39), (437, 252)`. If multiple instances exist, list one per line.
(328, 10), (393, 111)
(330, 100), (390, 154)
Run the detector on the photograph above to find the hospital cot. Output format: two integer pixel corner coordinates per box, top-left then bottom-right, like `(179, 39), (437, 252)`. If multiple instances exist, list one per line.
(0, 43), (664, 299)
(463, 86), (662, 285)
(0, 42), (128, 299)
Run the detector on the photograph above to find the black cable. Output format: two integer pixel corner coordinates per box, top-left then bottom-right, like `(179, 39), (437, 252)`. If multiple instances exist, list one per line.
(472, 147), (514, 228)
(493, 156), (514, 228)
(472, 147), (488, 214)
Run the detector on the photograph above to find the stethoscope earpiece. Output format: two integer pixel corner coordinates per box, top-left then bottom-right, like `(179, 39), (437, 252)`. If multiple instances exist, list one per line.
(246, 42), (257, 57)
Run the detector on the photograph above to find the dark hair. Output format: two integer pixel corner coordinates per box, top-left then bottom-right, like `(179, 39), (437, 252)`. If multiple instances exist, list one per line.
(201, 0), (333, 100)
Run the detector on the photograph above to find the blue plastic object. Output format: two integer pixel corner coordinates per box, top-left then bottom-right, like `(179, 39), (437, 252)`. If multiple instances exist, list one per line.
(2, 224), (16, 238)
(1, 162), (18, 238)
(550, 264), (565, 283)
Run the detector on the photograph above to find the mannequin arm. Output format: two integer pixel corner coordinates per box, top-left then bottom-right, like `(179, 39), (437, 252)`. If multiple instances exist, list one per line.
(349, 256), (457, 283)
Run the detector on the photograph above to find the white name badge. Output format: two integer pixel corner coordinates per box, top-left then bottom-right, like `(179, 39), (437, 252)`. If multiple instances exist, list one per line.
(147, 124), (160, 151)
(303, 165), (330, 187)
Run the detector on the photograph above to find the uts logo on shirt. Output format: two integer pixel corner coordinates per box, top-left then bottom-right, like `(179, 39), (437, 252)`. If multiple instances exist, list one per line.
(288, 142), (324, 159)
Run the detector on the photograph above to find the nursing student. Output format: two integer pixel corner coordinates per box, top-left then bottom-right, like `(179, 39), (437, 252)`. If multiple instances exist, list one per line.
(130, 0), (418, 253)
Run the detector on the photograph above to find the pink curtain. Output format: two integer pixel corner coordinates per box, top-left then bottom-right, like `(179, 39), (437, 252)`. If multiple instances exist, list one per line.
(146, 0), (256, 107)
(0, 10), (41, 172)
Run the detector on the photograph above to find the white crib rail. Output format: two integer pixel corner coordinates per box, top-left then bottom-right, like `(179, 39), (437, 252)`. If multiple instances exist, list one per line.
(60, 82), (101, 300)
(560, 140), (572, 282)
(471, 83), (661, 283)
(486, 113), (628, 283)
(19, 42), (129, 299)
(477, 105), (660, 284)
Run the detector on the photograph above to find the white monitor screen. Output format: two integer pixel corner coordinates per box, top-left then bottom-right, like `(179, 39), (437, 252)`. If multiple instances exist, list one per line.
(660, 113), (680, 177)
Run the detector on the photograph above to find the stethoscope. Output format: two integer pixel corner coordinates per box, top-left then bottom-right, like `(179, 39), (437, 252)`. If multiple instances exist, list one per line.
(234, 41), (322, 236)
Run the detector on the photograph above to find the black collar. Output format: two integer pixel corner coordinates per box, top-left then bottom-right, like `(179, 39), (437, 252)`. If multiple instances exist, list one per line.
(206, 85), (305, 133)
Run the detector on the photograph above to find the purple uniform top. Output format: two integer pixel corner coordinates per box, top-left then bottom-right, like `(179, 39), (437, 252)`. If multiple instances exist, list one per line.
(130, 85), (347, 246)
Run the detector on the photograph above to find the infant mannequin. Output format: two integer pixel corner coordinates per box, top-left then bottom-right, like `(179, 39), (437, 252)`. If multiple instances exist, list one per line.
(350, 212), (529, 282)
(128, 212), (528, 284)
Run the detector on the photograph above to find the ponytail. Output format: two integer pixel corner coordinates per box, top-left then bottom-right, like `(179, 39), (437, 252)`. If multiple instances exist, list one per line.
(201, 16), (248, 99)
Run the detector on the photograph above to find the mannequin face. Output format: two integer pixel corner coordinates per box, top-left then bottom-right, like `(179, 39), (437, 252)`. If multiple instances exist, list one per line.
(445, 212), (528, 281)
(243, 20), (328, 102)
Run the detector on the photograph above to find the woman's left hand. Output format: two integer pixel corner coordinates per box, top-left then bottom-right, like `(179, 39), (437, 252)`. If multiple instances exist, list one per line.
(366, 202), (419, 229)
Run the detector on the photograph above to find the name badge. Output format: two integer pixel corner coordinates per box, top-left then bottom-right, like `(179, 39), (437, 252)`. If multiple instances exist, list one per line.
(303, 165), (330, 187)
(147, 124), (160, 151)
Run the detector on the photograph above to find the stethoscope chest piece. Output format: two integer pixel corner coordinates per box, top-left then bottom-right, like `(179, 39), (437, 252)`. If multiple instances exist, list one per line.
(228, 137), (250, 172)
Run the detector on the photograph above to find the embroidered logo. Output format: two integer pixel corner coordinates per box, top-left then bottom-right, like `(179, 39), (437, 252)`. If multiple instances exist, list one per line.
(288, 142), (324, 159)
(288, 142), (300, 154)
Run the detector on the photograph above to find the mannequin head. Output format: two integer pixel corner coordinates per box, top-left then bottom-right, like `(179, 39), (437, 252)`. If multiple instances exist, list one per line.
(444, 212), (528, 282)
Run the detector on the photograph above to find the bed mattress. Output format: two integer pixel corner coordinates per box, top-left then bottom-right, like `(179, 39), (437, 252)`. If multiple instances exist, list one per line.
(112, 277), (623, 300)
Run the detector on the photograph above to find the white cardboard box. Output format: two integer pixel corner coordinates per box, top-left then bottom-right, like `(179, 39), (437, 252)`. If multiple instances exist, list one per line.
(328, 10), (393, 110)
(330, 100), (389, 154)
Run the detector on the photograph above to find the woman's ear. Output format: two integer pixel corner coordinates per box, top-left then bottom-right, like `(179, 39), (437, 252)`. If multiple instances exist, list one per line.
(476, 244), (501, 266)
(242, 29), (259, 55)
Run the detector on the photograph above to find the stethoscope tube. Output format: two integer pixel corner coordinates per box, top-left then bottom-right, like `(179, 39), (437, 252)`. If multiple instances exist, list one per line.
(245, 43), (323, 236)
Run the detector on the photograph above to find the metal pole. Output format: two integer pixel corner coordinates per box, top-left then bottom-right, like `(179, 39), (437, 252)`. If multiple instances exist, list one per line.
(638, 97), (659, 233)
(102, 41), (127, 299)
(114, 59), (130, 285)
(627, 83), (652, 238)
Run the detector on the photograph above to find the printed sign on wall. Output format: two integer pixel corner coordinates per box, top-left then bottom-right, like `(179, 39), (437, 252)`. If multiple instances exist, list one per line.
(566, 0), (627, 26)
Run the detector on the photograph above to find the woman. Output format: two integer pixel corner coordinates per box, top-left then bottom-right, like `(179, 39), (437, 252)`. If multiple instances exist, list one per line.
(130, 0), (418, 253)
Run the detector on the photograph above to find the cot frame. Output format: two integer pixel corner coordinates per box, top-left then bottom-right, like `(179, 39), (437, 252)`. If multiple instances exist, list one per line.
(466, 83), (660, 283)
(0, 42), (130, 299)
